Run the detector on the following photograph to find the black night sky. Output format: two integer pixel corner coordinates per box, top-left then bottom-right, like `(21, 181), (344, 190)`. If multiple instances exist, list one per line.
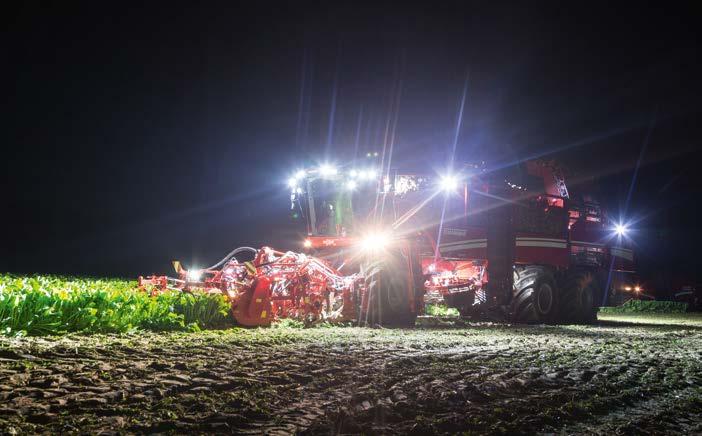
(3, 3), (700, 294)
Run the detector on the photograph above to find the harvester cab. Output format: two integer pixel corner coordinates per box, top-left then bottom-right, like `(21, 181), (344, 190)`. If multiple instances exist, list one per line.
(287, 162), (446, 326)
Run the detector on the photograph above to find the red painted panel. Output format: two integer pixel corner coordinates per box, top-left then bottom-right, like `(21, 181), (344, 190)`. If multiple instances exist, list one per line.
(436, 246), (487, 261)
(515, 246), (569, 268)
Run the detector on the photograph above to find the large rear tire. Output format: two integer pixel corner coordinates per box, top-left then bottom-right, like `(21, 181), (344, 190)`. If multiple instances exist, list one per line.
(511, 265), (558, 324)
(359, 248), (419, 327)
(560, 269), (600, 323)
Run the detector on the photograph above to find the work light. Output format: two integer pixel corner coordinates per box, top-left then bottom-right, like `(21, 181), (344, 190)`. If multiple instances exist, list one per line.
(319, 164), (338, 178)
(614, 223), (628, 237)
(187, 269), (203, 281)
(361, 232), (390, 251)
(440, 174), (459, 192)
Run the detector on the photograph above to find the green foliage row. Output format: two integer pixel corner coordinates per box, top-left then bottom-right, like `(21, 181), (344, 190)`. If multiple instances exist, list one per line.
(425, 303), (460, 317)
(598, 299), (688, 314)
(0, 275), (232, 336)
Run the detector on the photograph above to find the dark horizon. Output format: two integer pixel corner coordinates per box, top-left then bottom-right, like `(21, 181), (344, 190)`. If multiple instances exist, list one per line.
(3, 3), (700, 294)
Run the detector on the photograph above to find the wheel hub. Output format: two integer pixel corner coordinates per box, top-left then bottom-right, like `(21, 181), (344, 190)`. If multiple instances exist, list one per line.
(536, 283), (554, 315)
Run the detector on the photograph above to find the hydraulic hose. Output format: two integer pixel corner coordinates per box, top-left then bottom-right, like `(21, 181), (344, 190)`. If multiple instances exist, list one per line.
(205, 246), (258, 270)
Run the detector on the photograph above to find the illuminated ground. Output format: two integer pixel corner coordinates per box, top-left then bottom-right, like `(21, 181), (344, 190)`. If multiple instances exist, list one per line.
(2, 314), (702, 434)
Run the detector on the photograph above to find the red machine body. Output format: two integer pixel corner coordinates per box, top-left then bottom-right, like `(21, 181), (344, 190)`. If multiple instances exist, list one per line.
(139, 247), (361, 326)
(140, 158), (637, 325)
(412, 160), (636, 321)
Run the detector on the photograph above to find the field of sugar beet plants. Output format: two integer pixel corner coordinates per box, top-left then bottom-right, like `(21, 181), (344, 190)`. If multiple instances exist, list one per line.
(2, 275), (702, 434)
(0, 276), (231, 336)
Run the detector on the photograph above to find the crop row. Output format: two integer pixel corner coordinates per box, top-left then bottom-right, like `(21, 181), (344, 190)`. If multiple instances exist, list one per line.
(0, 275), (231, 336)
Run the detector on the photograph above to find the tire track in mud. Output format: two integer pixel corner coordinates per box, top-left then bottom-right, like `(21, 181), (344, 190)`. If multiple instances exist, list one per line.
(1, 323), (702, 434)
(285, 326), (702, 434)
(556, 386), (702, 435)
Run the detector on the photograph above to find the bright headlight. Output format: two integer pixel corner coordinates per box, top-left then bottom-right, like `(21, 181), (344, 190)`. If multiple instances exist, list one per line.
(361, 232), (390, 251)
(360, 169), (376, 180)
(614, 223), (628, 237)
(440, 174), (459, 192)
(187, 269), (203, 281)
(319, 164), (338, 177)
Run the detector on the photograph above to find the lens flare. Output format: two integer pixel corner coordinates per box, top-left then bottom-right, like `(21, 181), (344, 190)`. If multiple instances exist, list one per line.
(187, 269), (203, 281)
(319, 164), (338, 177)
(440, 175), (459, 192)
(614, 223), (628, 236)
(361, 232), (390, 251)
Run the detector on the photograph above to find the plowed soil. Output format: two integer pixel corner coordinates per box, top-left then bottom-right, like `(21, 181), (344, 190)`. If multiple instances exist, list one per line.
(2, 314), (702, 434)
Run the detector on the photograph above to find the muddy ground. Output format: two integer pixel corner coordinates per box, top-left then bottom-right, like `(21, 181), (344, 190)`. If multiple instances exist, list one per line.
(2, 314), (702, 435)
